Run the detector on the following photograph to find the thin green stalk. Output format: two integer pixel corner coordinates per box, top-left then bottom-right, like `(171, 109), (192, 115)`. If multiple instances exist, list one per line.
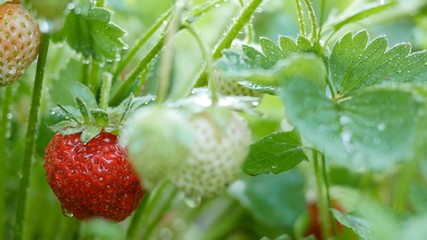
(200, 205), (245, 240)
(313, 151), (330, 240)
(80, 63), (90, 85)
(303, 0), (318, 40)
(127, 182), (178, 240)
(133, 68), (150, 96)
(110, 0), (225, 105)
(295, 0), (306, 36)
(184, 24), (217, 104)
(156, 0), (189, 104)
(393, 157), (419, 211)
(212, 0), (264, 59)
(113, 8), (172, 80)
(89, 62), (100, 92)
(194, 0), (264, 87)
(190, 0), (226, 19)
(110, 35), (165, 106)
(14, 33), (50, 240)
(99, 73), (112, 110)
(321, 154), (338, 238)
(318, 0), (326, 37)
(0, 85), (13, 240)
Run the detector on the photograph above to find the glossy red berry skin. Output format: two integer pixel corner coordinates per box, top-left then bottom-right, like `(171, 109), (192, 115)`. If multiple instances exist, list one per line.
(44, 132), (144, 222)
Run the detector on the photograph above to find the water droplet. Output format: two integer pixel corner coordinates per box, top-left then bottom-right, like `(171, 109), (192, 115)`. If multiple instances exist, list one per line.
(172, 218), (186, 232)
(185, 195), (201, 208)
(214, 3), (220, 8)
(271, 165), (277, 169)
(159, 227), (173, 240)
(377, 123), (386, 131)
(61, 207), (74, 218)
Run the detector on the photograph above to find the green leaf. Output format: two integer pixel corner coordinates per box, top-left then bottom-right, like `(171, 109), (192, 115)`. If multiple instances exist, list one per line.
(243, 131), (308, 176)
(229, 170), (306, 229)
(280, 56), (427, 170)
(52, 6), (127, 63)
(216, 35), (315, 87)
(331, 209), (372, 240)
(330, 30), (427, 96)
(72, 82), (98, 109)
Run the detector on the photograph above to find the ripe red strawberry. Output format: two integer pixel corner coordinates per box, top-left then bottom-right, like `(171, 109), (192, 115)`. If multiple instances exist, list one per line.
(44, 131), (144, 222)
(0, 2), (41, 87)
(172, 107), (251, 198)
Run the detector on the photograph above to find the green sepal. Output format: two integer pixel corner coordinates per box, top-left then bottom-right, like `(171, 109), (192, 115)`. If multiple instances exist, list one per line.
(50, 121), (78, 133)
(91, 109), (110, 128)
(56, 104), (82, 123)
(75, 97), (91, 124)
(72, 82), (98, 109)
(109, 94), (156, 126)
(81, 126), (103, 144)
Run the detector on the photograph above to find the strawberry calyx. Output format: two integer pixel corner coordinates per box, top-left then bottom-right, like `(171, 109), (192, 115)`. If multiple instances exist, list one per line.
(50, 82), (155, 143)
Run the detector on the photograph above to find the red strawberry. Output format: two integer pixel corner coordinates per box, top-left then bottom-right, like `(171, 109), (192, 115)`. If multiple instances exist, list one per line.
(0, 2), (41, 87)
(304, 200), (344, 240)
(44, 131), (144, 222)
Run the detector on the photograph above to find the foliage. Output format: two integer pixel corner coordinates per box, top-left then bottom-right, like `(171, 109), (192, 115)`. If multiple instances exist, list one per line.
(2, 0), (427, 239)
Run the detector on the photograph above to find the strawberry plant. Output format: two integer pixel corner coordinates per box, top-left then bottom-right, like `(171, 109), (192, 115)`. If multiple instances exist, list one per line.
(2, 0), (427, 239)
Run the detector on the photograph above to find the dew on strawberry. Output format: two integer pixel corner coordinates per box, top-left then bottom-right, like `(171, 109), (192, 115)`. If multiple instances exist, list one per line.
(44, 132), (144, 222)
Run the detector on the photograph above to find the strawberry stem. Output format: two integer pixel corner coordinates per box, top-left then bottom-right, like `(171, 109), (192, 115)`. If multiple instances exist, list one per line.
(156, 0), (188, 104)
(303, 0), (318, 41)
(295, 0), (306, 36)
(110, 1), (225, 105)
(184, 24), (218, 104)
(312, 150), (330, 240)
(113, 8), (172, 81)
(100, 73), (112, 110)
(0, 85), (14, 239)
(127, 181), (178, 240)
(393, 156), (419, 212)
(110, 35), (166, 106)
(13, 33), (50, 240)
(321, 154), (338, 238)
(194, 0), (264, 87)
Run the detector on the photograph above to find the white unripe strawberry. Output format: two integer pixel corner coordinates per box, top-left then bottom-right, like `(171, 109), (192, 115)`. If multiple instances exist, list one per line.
(172, 107), (252, 198)
(0, 2), (41, 87)
(213, 70), (262, 97)
(120, 106), (193, 189)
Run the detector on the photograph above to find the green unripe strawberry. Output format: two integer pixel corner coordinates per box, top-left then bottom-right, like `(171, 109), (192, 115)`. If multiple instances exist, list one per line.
(172, 107), (251, 198)
(120, 106), (193, 189)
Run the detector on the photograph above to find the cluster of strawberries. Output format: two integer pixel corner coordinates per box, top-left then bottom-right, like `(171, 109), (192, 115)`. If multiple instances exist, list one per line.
(0, 1), (253, 222)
